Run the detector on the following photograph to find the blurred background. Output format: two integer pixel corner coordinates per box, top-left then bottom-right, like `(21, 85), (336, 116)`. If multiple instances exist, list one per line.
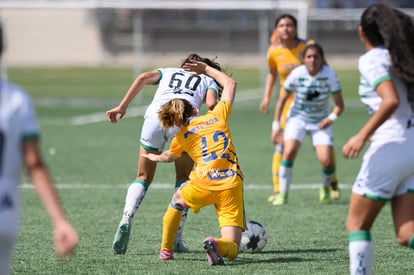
(1, 0), (414, 71)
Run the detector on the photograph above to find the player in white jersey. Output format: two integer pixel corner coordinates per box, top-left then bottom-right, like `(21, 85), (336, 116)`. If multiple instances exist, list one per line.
(0, 24), (78, 274)
(271, 43), (344, 205)
(343, 4), (414, 275)
(106, 53), (221, 255)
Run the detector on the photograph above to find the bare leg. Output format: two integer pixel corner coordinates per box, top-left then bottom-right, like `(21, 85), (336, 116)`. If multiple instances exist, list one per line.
(347, 193), (385, 275)
(391, 193), (414, 246)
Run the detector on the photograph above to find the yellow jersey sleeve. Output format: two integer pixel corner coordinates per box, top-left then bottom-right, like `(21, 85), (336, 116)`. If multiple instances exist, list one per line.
(267, 39), (314, 86)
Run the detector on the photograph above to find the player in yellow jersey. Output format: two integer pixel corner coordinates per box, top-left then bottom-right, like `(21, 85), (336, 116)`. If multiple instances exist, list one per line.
(260, 14), (340, 203)
(143, 60), (244, 266)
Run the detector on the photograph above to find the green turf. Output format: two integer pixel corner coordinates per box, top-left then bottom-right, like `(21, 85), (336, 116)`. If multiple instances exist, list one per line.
(9, 67), (413, 275)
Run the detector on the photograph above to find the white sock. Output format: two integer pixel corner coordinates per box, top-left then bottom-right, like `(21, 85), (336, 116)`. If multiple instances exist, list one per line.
(122, 182), (147, 223)
(349, 239), (373, 275)
(279, 164), (292, 194)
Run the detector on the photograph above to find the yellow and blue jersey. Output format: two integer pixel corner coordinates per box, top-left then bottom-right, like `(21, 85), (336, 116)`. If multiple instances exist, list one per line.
(267, 39), (314, 87)
(267, 38), (314, 127)
(169, 99), (243, 191)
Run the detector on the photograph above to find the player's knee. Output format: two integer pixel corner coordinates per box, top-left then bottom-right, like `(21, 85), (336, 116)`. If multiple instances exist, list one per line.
(136, 174), (153, 185)
(171, 192), (187, 210)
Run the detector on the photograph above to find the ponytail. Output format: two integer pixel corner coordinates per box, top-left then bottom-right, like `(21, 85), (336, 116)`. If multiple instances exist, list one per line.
(361, 4), (414, 103)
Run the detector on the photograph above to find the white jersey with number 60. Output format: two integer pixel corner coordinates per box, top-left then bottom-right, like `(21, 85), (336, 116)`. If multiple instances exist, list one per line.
(145, 67), (219, 116)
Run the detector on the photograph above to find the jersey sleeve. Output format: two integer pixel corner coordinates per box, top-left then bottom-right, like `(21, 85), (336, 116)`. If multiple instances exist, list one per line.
(20, 92), (39, 141)
(206, 77), (220, 98)
(153, 69), (163, 85)
(327, 68), (342, 94)
(212, 99), (232, 121)
(169, 136), (183, 157)
(267, 46), (277, 69)
(283, 68), (297, 93)
(358, 55), (391, 90)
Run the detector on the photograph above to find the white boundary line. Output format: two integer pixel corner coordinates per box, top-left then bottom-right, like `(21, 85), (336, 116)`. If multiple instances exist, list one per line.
(68, 90), (261, 126)
(20, 182), (349, 190)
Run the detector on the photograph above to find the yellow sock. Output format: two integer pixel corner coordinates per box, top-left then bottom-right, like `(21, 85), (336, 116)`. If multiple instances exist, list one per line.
(161, 204), (182, 251)
(332, 149), (338, 183)
(216, 238), (238, 260)
(272, 144), (283, 193)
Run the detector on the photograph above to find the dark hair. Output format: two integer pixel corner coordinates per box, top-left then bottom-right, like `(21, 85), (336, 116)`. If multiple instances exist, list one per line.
(181, 53), (224, 97)
(274, 14), (298, 40)
(302, 43), (328, 65)
(303, 43), (324, 59)
(361, 4), (414, 101)
(274, 14), (297, 28)
(181, 53), (221, 72)
(0, 23), (3, 58)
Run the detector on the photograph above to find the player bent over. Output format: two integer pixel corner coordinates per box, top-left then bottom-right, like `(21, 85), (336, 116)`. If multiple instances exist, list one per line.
(143, 60), (244, 265)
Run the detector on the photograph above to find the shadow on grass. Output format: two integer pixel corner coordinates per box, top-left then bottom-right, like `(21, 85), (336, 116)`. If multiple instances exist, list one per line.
(171, 247), (339, 265)
(258, 248), (339, 254)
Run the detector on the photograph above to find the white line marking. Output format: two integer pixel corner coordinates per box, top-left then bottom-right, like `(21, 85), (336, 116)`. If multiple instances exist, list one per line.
(68, 91), (262, 126)
(20, 182), (349, 190)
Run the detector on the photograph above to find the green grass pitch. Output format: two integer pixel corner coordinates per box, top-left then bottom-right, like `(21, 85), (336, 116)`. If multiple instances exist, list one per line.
(9, 67), (413, 274)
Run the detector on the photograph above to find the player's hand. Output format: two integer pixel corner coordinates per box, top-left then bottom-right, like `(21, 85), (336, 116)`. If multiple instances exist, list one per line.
(141, 153), (160, 162)
(342, 134), (366, 159)
(183, 60), (207, 75)
(54, 220), (79, 259)
(106, 106), (126, 123)
(259, 99), (269, 114)
(271, 129), (283, 144)
(318, 117), (333, 129)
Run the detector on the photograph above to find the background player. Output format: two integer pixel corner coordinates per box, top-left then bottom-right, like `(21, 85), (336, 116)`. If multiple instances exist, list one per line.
(260, 14), (341, 203)
(272, 43), (344, 205)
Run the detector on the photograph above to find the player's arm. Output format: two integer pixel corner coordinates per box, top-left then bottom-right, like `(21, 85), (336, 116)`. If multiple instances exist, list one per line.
(319, 92), (345, 129)
(343, 80), (399, 159)
(205, 88), (218, 110)
(271, 91), (290, 144)
(142, 150), (179, 163)
(260, 68), (278, 114)
(106, 70), (161, 123)
(23, 139), (79, 258)
(273, 89), (290, 125)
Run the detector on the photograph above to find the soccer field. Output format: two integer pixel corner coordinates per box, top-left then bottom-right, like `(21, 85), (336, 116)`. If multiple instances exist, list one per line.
(10, 67), (413, 274)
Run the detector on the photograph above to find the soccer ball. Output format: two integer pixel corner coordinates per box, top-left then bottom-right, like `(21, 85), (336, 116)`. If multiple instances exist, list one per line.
(239, 220), (268, 253)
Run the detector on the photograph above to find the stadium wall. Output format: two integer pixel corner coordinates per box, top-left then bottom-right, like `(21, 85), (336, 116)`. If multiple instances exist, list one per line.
(1, 9), (360, 68)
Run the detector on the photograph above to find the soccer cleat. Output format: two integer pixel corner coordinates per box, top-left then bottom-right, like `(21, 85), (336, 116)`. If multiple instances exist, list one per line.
(319, 187), (332, 204)
(267, 193), (279, 203)
(173, 240), (190, 253)
(112, 222), (131, 254)
(203, 237), (225, 266)
(272, 193), (288, 205)
(159, 249), (174, 261)
(330, 181), (341, 200)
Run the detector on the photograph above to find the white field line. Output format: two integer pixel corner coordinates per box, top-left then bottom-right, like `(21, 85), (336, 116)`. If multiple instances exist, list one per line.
(20, 182), (349, 190)
(39, 91), (365, 126)
(69, 90), (261, 126)
(70, 105), (147, 125)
